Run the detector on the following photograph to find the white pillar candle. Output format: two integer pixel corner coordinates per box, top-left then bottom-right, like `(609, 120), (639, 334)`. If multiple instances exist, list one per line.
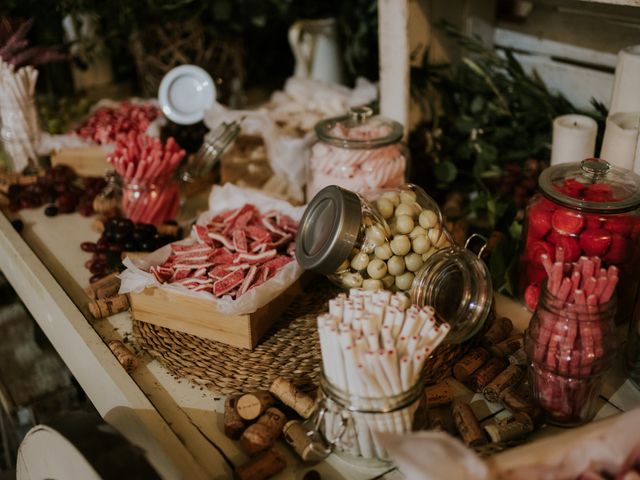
(610, 45), (640, 115)
(600, 112), (640, 171)
(551, 114), (598, 166)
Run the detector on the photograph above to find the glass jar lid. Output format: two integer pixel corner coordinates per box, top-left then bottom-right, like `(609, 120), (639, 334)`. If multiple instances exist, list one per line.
(314, 106), (404, 149)
(296, 185), (363, 274)
(538, 158), (640, 213)
(411, 235), (493, 344)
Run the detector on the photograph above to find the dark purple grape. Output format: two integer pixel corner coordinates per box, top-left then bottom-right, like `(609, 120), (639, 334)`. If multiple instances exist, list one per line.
(56, 193), (77, 213)
(8, 184), (21, 200)
(117, 218), (134, 230)
(123, 240), (137, 251)
(89, 261), (107, 274)
(114, 229), (131, 243)
(81, 241), (97, 252)
(44, 205), (58, 217)
(10, 219), (23, 232)
(95, 238), (109, 253)
(77, 201), (93, 217)
(108, 243), (124, 253)
(105, 217), (120, 231)
(139, 241), (154, 251)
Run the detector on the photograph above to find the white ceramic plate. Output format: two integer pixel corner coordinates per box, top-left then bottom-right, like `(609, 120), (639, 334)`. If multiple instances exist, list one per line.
(158, 65), (216, 125)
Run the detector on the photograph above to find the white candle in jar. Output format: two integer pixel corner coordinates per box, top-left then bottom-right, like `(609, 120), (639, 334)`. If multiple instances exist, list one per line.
(600, 112), (640, 172)
(610, 45), (640, 115)
(551, 114), (597, 166)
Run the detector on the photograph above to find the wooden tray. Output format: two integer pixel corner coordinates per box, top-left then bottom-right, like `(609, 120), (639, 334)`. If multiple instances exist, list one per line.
(50, 146), (108, 177)
(129, 273), (310, 350)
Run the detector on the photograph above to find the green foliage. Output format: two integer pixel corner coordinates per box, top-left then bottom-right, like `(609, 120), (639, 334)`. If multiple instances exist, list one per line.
(411, 22), (608, 293)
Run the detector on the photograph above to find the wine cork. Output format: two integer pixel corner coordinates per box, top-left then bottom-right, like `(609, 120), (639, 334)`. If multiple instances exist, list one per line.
(283, 420), (329, 463)
(500, 388), (544, 427)
(240, 407), (287, 456)
(93, 196), (119, 215)
(453, 347), (491, 382)
(508, 348), (527, 366)
(269, 377), (316, 419)
(107, 340), (138, 373)
(467, 357), (509, 393)
(224, 395), (246, 440)
(84, 272), (121, 300)
(489, 334), (524, 357)
(88, 294), (129, 319)
(428, 406), (453, 433)
(482, 317), (513, 346)
(424, 380), (454, 407)
(91, 216), (106, 233)
(484, 417), (533, 443)
(483, 365), (524, 403)
(158, 223), (181, 237)
(234, 448), (286, 480)
(236, 391), (275, 421)
(452, 401), (486, 447)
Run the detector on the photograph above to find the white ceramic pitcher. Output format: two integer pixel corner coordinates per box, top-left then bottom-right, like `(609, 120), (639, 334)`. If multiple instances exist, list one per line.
(288, 18), (344, 85)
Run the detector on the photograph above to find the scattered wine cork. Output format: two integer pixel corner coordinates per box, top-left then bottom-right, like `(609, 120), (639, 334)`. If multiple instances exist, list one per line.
(484, 417), (533, 443)
(500, 388), (543, 427)
(158, 223), (181, 237)
(240, 407), (287, 456)
(269, 377), (316, 419)
(84, 272), (121, 300)
(467, 357), (509, 393)
(107, 340), (138, 373)
(424, 380), (454, 407)
(121, 251), (148, 261)
(224, 395), (246, 440)
(482, 317), (513, 346)
(489, 334), (524, 357)
(453, 347), (491, 382)
(483, 365), (524, 403)
(508, 348), (527, 366)
(283, 420), (329, 463)
(88, 294), (129, 319)
(93, 196), (119, 215)
(452, 401), (486, 447)
(90, 216), (106, 233)
(428, 406), (454, 433)
(234, 448), (286, 480)
(236, 391), (275, 421)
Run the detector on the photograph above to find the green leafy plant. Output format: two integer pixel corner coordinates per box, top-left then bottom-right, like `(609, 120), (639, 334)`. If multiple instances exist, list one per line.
(410, 22), (608, 293)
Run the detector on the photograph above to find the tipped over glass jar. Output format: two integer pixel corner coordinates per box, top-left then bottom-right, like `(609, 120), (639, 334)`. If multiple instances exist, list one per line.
(296, 184), (493, 343)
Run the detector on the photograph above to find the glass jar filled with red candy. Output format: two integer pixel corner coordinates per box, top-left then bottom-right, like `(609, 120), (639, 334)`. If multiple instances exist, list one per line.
(519, 158), (640, 323)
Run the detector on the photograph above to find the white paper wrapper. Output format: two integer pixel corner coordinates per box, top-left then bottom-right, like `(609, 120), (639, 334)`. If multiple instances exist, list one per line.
(119, 183), (305, 315)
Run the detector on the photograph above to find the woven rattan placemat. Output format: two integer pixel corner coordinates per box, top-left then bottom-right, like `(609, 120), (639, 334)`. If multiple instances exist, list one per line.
(132, 281), (471, 395)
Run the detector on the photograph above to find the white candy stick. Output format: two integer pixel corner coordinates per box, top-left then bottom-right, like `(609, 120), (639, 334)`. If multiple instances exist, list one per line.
(430, 323), (451, 349)
(419, 315), (437, 338)
(399, 313), (419, 340)
(357, 363), (388, 458)
(392, 310), (405, 338)
(352, 318), (362, 334)
(366, 332), (380, 351)
(366, 351), (393, 396)
(361, 313), (373, 337)
(400, 355), (412, 390)
(344, 347), (374, 459)
(354, 335), (368, 361)
(350, 288), (364, 298)
(328, 328), (348, 390)
(378, 290), (392, 305)
(383, 307), (396, 328)
(343, 303), (356, 325)
(406, 335), (420, 357)
(329, 298), (344, 317)
(381, 325), (393, 346)
(396, 335), (408, 357)
(380, 349), (402, 394)
(339, 329), (354, 350)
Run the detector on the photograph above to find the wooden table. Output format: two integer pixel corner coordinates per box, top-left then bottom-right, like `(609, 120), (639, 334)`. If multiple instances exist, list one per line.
(1, 206), (639, 479)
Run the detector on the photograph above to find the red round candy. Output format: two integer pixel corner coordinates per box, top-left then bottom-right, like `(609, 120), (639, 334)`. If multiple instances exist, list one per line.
(551, 209), (585, 235)
(603, 217), (632, 236)
(524, 283), (540, 311)
(585, 215), (602, 230)
(554, 235), (581, 263)
(584, 183), (614, 202)
(528, 240), (554, 265)
(604, 233), (629, 264)
(559, 178), (585, 198)
(579, 229), (612, 257)
(527, 264), (548, 284)
(527, 206), (552, 239)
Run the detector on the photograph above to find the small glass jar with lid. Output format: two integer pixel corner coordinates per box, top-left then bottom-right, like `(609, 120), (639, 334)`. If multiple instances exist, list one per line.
(296, 184), (493, 343)
(518, 158), (640, 323)
(308, 372), (427, 468)
(306, 106), (408, 200)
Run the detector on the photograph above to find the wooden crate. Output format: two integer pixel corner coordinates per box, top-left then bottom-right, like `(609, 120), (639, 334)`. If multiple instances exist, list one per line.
(129, 274), (309, 350)
(50, 146), (108, 177)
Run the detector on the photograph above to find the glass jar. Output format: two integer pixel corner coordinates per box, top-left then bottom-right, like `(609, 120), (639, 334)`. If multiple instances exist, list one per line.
(122, 176), (180, 225)
(524, 283), (617, 426)
(310, 372), (427, 467)
(519, 158), (640, 323)
(296, 184), (492, 343)
(306, 106), (408, 200)
(0, 96), (41, 173)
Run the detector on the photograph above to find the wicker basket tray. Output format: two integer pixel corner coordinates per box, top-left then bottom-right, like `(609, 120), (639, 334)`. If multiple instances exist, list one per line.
(133, 280), (474, 395)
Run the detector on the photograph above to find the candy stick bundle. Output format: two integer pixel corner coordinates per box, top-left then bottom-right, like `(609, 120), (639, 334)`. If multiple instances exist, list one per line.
(529, 245), (618, 423)
(317, 288), (450, 459)
(108, 132), (185, 224)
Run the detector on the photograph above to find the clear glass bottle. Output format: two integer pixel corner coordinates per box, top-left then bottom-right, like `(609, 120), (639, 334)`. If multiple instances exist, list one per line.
(524, 283), (617, 426)
(0, 96), (41, 173)
(122, 175), (180, 225)
(519, 158), (640, 323)
(296, 184), (492, 343)
(310, 372), (427, 467)
(307, 106), (408, 200)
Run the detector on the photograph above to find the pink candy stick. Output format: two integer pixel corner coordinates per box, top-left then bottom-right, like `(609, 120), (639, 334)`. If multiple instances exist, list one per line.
(592, 256), (601, 274)
(600, 275), (618, 303)
(574, 289), (586, 305)
(597, 268), (607, 278)
(581, 259), (594, 289)
(555, 245), (566, 265)
(549, 262), (564, 295)
(584, 276), (597, 296)
(557, 277), (572, 303)
(607, 265), (619, 277)
(568, 271), (581, 302)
